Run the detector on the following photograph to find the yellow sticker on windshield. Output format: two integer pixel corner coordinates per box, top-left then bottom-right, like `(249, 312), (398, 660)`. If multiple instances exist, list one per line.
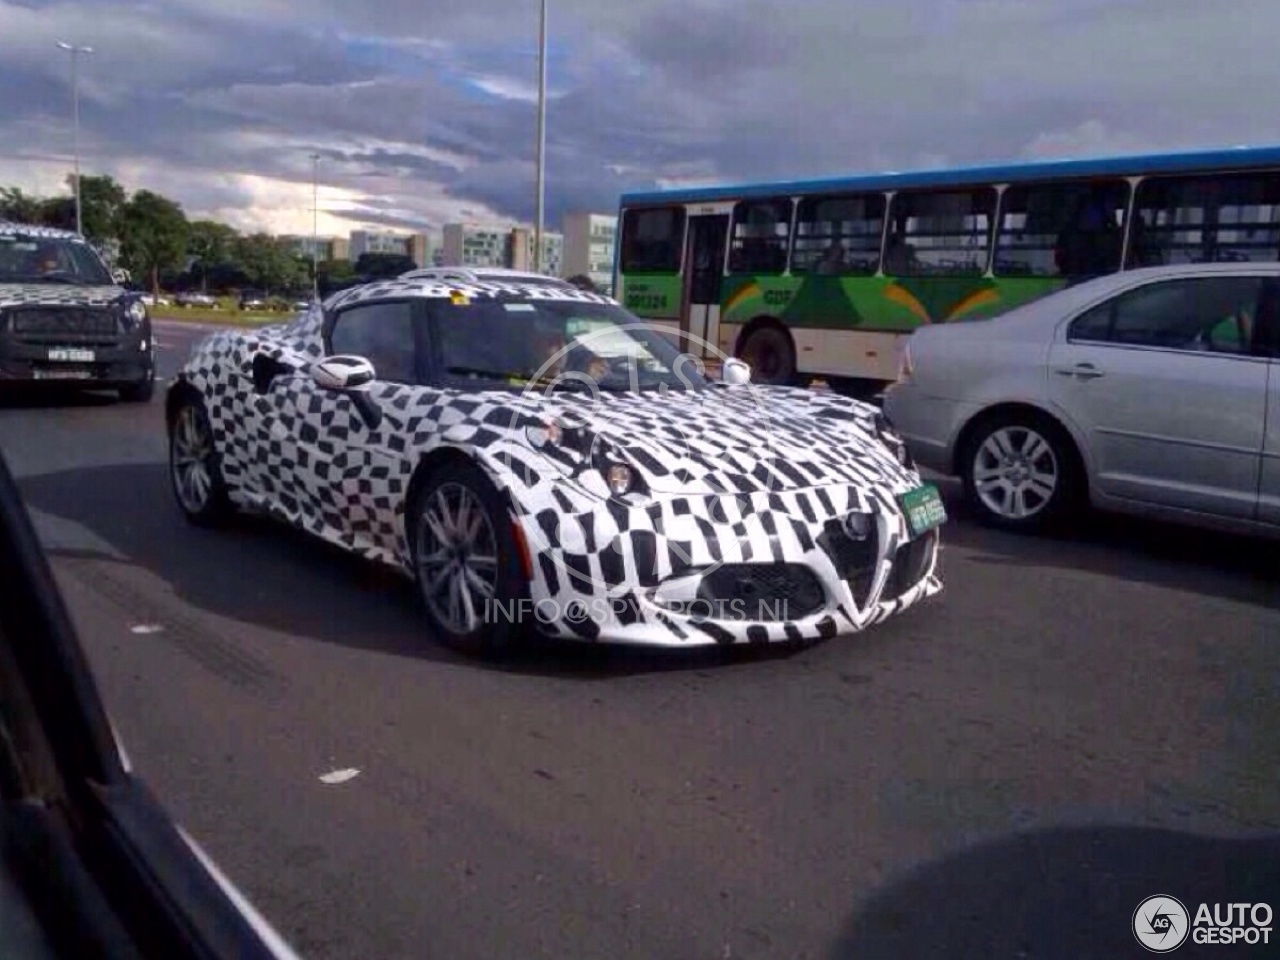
(449, 289), (470, 306)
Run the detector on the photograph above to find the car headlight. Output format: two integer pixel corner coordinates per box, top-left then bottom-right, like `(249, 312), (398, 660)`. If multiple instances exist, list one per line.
(590, 440), (646, 498)
(604, 463), (634, 496)
(872, 411), (914, 470)
(121, 299), (147, 329)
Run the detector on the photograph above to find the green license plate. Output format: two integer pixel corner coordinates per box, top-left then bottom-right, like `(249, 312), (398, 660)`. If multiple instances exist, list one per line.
(898, 483), (947, 538)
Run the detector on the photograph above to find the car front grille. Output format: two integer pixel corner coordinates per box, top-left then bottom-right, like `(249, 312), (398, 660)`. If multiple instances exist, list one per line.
(883, 529), (939, 602)
(694, 562), (827, 622)
(9, 306), (120, 343)
(817, 515), (880, 610)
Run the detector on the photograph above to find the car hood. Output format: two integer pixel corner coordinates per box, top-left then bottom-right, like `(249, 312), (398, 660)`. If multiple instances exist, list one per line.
(0, 282), (128, 308)
(509, 384), (915, 497)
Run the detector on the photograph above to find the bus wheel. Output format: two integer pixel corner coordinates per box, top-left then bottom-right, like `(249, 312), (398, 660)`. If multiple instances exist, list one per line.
(738, 324), (796, 386)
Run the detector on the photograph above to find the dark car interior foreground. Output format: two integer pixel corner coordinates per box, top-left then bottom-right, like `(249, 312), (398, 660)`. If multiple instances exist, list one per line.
(0, 444), (299, 960)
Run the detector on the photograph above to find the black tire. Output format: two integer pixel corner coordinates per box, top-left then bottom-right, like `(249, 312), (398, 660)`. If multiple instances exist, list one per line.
(168, 393), (233, 527)
(119, 371), (155, 403)
(738, 323), (797, 386)
(826, 376), (886, 402)
(959, 410), (1083, 532)
(408, 460), (529, 658)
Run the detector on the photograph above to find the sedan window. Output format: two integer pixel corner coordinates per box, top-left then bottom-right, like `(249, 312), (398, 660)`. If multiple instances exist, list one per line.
(1067, 276), (1264, 354)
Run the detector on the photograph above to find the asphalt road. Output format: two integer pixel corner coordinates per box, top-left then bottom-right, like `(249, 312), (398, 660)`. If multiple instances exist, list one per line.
(2, 320), (1278, 959)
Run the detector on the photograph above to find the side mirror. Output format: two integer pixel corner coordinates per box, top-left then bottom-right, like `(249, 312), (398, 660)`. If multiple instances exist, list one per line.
(721, 357), (752, 385)
(311, 356), (382, 430)
(111, 267), (130, 285)
(311, 355), (376, 391)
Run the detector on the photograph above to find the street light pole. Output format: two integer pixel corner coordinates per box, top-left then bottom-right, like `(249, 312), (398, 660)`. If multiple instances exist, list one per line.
(533, 0), (548, 273)
(310, 153), (321, 302)
(56, 41), (93, 236)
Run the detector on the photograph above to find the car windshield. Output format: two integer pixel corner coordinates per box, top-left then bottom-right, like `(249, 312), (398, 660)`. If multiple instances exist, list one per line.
(0, 234), (113, 285)
(428, 297), (709, 391)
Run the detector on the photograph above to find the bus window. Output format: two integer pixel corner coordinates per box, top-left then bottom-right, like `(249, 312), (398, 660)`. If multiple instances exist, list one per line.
(995, 179), (1128, 279)
(728, 198), (792, 274)
(791, 194), (886, 276)
(1126, 172), (1280, 268)
(620, 207), (686, 272)
(885, 188), (994, 276)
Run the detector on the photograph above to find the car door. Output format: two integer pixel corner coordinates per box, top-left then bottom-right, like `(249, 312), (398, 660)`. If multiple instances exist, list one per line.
(1045, 273), (1269, 520)
(284, 298), (424, 555)
(1254, 280), (1280, 526)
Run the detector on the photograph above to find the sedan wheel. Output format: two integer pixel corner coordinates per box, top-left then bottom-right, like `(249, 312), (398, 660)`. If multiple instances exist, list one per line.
(962, 414), (1081, 531)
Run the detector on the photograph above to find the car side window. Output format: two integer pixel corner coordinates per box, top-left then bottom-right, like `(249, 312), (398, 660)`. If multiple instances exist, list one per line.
(1067, 277), (1264, 354)
(328, 300), (418, 383)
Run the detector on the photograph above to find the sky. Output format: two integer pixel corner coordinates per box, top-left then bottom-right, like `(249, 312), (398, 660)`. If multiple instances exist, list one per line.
(1, 0), (1277, 238)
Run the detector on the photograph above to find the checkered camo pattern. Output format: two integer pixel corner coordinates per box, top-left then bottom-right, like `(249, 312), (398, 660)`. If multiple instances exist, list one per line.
(0, 282), (129, 310)
(174, 281), (943, 646)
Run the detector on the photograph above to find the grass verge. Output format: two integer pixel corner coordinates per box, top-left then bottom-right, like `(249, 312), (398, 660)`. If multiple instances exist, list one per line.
(149, 306), (287, 326)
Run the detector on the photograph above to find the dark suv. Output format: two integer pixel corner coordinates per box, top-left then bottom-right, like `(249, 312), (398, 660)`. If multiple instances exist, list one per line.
(0, 222), (155, 402)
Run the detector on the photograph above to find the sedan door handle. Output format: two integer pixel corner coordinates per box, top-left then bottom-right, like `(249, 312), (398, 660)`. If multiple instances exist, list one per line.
(1054, 363), (1104, 380)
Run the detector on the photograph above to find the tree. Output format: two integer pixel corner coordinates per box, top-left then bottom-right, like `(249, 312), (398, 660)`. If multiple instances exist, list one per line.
(0, 187), (42, 224)
(119, 190), (190, 297)
(187, 220), (241, 291)
(72, 174), (128, 243)
(236, 233), (306, 295)
(317, 258), (357, 295)
(37, 196), (75, 232)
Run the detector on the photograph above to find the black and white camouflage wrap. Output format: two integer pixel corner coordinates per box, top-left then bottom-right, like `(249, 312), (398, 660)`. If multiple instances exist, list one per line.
(171, 278), (944, 647)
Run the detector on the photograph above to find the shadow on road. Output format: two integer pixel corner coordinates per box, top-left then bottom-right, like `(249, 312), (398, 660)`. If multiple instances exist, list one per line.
(830, 824), (1280, 960)
(933, 478), (1280, 610)
(18, 461), (811, 679)
(0, 388), (123, 410)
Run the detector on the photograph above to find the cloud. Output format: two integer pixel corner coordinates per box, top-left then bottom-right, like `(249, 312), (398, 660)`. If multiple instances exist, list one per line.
(2, 0), (1279, 242)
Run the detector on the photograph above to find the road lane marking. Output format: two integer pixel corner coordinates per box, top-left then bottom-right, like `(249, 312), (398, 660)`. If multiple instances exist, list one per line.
(318, 768), (360, 784)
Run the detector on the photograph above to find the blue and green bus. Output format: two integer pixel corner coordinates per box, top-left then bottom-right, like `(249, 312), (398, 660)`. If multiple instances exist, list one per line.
(615, 144), (1280, 396)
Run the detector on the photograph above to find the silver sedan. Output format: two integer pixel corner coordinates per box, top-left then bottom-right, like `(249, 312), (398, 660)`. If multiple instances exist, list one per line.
(882, 262), (1280, 537)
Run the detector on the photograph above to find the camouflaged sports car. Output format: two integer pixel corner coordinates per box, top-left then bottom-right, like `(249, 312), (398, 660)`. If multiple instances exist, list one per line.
(165, 278), (946, 656)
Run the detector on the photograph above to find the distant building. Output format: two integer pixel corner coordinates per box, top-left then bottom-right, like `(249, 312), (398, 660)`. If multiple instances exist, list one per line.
(282, 235), (350, 262)
(561, 212), (616, 293)
(509, 227), (564, 277)
(441, 223), (511, 268)
(349, 229), (431, 267)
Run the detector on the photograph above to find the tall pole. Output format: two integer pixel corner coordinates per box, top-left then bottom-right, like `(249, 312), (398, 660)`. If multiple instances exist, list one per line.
(310, 153), (320, 302)
(533, 0), (548, 273)
(57, 42), (93, 236)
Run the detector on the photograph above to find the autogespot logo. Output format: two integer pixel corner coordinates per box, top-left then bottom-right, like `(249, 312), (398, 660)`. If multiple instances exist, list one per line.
(508, 321), (785, 601)
(1133, 895), (1190, 953)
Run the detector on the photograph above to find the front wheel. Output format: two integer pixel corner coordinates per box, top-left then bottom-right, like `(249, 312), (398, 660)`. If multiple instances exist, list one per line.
(168, 394), (232, 526)
(409, 461), (529, 658)
(960, 413), (1082, 532)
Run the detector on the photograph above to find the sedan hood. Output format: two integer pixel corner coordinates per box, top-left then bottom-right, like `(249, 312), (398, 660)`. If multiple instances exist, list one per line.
(514, 384), (913, 496)
(0, 282), (127, 308)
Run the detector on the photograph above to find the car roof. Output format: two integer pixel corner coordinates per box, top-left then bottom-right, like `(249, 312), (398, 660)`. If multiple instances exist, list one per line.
(0, 220), (86, 241)
(327, 277), (616, 309)
(400, 266), (572, 285)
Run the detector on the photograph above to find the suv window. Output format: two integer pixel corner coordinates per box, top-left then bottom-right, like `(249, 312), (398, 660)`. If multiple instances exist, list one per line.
(328, 300), (418, 383)
(1067, 276), (1265, 355)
